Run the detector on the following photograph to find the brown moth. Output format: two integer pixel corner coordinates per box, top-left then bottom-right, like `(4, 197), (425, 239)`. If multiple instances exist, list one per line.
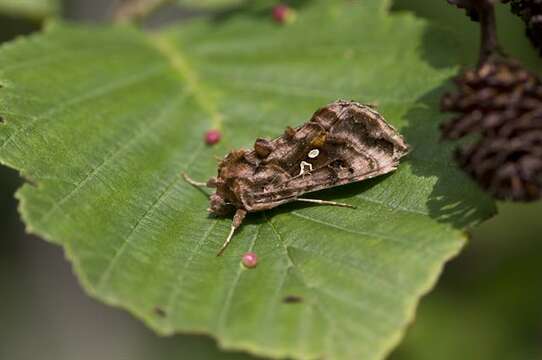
(183, 100), (410, 256)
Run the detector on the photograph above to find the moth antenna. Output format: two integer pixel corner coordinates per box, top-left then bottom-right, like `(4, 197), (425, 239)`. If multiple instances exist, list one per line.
(181, 172), (208, 188)
(296, 198), (356, 209)
(217, 209), (247, 256)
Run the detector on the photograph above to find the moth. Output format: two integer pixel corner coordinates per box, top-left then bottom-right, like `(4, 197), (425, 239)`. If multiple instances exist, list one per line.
(183, 100), (410, 256)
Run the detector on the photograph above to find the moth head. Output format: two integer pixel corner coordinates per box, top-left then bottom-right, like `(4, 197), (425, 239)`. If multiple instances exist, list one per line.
(208, 193), (232, 216)
(206, 177), (218, 188)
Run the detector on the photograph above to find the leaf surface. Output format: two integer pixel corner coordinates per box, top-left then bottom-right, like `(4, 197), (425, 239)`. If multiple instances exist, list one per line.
(0, 1), (495, 359)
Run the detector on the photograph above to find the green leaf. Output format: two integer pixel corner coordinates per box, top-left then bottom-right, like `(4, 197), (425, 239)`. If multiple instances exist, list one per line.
(0, 0), (59, 20)
(0, 1), (495, 359)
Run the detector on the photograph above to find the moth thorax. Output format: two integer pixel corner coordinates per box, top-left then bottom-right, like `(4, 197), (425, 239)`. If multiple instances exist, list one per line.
(284, 126), (296, 139)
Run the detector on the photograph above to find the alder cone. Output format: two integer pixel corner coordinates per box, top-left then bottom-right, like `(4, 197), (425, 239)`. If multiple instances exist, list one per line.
(503, 0), (542, 55)
(441, 58), (542, 201)
(457, 131), (542, 201)
(441, 59), (542, 139)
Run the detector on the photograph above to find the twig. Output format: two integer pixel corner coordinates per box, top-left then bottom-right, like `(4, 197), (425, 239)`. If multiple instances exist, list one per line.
(447, 0), (501, 64)
(473, 0), (500, 63)
(113, 0), (171, 24)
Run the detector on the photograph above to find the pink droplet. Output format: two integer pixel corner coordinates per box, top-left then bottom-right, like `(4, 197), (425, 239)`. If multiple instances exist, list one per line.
(272, 4), (291, 24)
(242, 252), (259, 268)
(204, 129), (221, 145)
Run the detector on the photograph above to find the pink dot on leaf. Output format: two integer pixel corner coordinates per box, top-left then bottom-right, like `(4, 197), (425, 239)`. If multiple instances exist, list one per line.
(272, 4), (295, 24)
(242, 252), (259, 268)
(204, 129), (221, 145)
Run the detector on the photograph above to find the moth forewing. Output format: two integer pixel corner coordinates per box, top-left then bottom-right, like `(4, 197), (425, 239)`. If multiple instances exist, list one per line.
(246, 160), (401, 211)
(183, 100), (410, 255)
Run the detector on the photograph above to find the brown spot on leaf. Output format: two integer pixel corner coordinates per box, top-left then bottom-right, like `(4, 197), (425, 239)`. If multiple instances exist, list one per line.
(283, 295), (303, 304)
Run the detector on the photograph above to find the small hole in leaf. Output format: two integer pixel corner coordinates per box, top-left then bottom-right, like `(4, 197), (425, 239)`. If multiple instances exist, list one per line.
(154, 306), (167, 318)
(0, 115), (4, 124)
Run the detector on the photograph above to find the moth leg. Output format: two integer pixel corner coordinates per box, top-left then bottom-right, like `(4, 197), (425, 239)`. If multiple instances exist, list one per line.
(217, 209), (247, 257)
(181, 172), (216, 188)
(296, 198), (356, 209)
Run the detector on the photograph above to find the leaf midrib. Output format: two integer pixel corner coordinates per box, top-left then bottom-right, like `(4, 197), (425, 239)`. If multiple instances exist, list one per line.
(148, 33), (224, 130)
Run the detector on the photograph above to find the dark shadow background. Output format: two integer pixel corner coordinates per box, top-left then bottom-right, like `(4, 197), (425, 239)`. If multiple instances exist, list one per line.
(391, 1), (542, 359)
(1, 1), (541, 359)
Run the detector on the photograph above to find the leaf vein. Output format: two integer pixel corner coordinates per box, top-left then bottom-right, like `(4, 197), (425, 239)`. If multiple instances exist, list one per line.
(0, 63), (167, 151)
(216, 225), (260, 335)
(165, 219), (219, 323)
(34, 91), (185, 225)
(290, 211), (436, 256)
(95, 126), (207, 292)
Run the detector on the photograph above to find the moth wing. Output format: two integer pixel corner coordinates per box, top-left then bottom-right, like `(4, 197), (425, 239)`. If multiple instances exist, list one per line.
(243, 101), (409, 211)
(246, 155), (401, 211)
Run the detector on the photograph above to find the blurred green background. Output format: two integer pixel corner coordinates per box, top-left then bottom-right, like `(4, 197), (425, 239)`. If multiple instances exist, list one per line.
(1, 1), (541, 359)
